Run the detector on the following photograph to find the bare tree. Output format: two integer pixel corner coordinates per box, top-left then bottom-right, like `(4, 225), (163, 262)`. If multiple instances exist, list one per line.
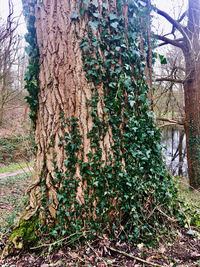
(0, 0), (25, 125)
(154, 0), (200, 189)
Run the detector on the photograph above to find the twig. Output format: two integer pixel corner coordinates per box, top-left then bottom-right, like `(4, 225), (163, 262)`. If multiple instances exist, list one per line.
(158, 123), (177, 129)
(30, 232), (80, 250)
(179, 180), (200, 193)
(156, 207), (178, 223)
(108, 246), (163, 267)
(87, 242), (107, 265)
(157, 117), (184, 126)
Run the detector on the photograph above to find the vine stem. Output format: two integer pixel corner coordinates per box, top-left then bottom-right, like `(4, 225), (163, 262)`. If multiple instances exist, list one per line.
(30, 232), (86, 250)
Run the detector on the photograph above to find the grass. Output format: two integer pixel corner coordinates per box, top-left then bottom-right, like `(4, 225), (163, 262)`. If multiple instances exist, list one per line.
(0, 173), (33, 234)
(0, 161), (34, 173)
(177, 177), (200, 228)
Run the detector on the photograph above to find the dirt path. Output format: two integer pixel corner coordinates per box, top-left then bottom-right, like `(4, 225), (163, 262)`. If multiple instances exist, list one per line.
(0, 167), (33, 179)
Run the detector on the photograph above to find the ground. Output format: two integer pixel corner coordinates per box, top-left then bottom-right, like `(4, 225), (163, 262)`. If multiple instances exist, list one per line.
(0, 172), (200, 266)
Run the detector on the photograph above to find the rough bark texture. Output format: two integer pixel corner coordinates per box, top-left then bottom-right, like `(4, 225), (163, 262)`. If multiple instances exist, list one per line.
(2, 0), (123, 256)
(2, 0), (180, 257)
(183, 0), (200, 189)
(25, 0), (118, 222)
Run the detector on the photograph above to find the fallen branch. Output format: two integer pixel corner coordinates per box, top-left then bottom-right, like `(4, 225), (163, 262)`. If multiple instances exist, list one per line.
(108, 246), (164, 267)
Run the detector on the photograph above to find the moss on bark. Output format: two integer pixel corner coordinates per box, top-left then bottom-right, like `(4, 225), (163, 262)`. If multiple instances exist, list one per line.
(1, 218), (38, 258)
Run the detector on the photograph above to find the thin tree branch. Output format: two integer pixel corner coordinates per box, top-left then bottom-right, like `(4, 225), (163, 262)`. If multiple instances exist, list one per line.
(156, 77), (184, 83)
(157, 117), (185, 126)
(154, 34), (184, 48)
(154, 7), (188, 39)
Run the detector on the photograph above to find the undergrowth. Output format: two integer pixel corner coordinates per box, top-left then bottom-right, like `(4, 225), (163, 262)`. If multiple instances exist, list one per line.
(0, 173), (32, 235)
(0, 134), (35, 165)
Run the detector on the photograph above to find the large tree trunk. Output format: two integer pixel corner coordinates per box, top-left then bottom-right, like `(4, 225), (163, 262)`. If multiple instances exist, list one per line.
(183, 0), (200, 189)
(184, 53), (200, 189)
(2, 0), (180, 257)
(155, 0), (200, 189)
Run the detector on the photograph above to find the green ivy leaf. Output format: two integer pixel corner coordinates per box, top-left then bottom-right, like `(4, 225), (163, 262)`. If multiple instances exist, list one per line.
(159, 54), (167, 65)
(108, 13), (117, 20)
(111, 22), (119, 29)
(71, 10), (79, 19)
(91, 2), (99, 8)
(102, 3), (108, 9)
(92, 12), (100, 18)
(89, 21), (99, 30)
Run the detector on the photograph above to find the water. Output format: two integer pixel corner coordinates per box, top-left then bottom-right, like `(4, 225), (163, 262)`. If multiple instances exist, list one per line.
(161, 126), (188, 176)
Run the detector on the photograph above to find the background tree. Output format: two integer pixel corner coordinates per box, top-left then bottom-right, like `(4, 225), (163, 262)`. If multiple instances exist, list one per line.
(2, 0), (182, 256)
(0, 1), (26, 126)
(154, 0), (200, 189)
(154, 47), (185, 124)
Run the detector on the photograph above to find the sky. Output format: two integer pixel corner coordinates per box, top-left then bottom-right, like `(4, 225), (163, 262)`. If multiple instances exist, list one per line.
(0, 0), (26, 35)
(0, 0), (188, 38)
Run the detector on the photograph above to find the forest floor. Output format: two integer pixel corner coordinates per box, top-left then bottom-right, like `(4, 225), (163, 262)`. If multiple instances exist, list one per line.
(0, 171), (200, 266)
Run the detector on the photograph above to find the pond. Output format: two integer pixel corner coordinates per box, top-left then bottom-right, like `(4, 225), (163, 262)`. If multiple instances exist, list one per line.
(161, 126), (188, 177)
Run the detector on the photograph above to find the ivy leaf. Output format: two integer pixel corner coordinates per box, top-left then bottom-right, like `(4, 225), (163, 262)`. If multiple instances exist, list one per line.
(89, 21), (99, 30)
(92, 12), (100, 18)
(71, 10), (79, 19)
(129, 100), (135, 107)
(115, 46), (120, 51)
(25, 71), (31, 81)
(187, 229), (195, 236)
(102, 3), (108, 9)
(159, 54), (167, 65)
(93, 181), (99, 186)
(108, 13), (117, 20)
(138, 0), (146, 7)
(64, 160), (70, 167)
(111, 22), (119, 29)
(91, 2), (99, 8)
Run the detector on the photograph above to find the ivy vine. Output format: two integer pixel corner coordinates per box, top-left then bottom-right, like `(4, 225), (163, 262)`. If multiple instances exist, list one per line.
(38, 0), (184, 245)
(23, 0), (40, 126)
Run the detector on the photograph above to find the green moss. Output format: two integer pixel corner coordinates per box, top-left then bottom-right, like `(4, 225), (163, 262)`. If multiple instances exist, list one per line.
(10, 218), (38, 247)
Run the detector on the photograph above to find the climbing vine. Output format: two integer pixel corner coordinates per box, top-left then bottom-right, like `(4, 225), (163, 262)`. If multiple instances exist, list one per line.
(23, 0), (40, 126)
(37, 0), (184, 244)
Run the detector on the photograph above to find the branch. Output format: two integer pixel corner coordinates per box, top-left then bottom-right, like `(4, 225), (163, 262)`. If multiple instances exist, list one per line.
(154, 34), (184, 48)
(156, 77), (184, 83)
(157, 117), (185, 126)
(154, 7), (188, 39)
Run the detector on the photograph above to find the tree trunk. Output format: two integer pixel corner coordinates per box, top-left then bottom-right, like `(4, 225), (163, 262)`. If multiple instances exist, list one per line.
(183, 0), (200, 189)
(184, 51), (200, 189)
(2, 0), (181, 257)
(155, 0), (200, 189)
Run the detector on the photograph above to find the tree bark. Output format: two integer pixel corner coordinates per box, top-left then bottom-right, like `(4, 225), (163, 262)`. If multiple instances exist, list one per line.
(2, 0), (181, 257)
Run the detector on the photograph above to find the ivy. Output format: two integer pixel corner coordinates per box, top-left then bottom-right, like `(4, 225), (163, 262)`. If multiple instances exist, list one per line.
(38, 0), (185, 245)
(23, 2), (40, 126)
(22, 0), (184, 247)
